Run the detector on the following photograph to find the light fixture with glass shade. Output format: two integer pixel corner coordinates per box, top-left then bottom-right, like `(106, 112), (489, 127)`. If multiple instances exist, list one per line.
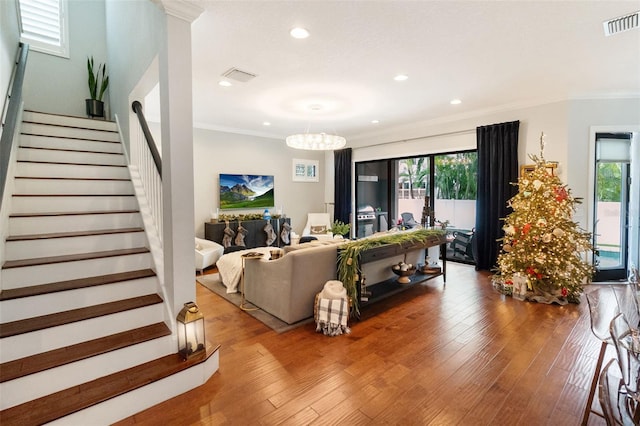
(285, 132), (346, 150)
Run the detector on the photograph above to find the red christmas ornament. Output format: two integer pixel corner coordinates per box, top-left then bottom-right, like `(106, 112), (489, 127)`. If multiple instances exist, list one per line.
(561, 287), (568, 297)
(554, 187), (568, 202)
(523, 223), (531, 235)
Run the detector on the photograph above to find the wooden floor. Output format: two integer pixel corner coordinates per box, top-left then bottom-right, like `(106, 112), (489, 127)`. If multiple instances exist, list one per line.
(116, 263), (610, 426)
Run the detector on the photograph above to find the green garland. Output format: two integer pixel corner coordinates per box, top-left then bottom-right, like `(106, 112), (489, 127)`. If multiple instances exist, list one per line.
(218, 212), (282, 221)
(337, 228), (446, 316)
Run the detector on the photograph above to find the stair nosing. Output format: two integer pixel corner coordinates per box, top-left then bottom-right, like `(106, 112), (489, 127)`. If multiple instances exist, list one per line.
(0, 294), (163, 338)
(6, 227), (145, 242)
(0, 268), (156, 301)
(18, 145), (124, 155)
(0, 322), (171, 383)
(9, 209), (139, 218)
(2, 247), (150, 270)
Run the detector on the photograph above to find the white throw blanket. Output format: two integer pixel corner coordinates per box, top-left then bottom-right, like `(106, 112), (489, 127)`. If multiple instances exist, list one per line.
(216, 247), (272, 293)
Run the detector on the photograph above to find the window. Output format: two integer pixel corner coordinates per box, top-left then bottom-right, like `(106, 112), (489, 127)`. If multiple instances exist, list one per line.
(17, 0), (69, 58)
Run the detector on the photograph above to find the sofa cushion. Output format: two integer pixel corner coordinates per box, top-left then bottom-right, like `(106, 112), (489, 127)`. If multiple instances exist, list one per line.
(310, 225), (327, 234)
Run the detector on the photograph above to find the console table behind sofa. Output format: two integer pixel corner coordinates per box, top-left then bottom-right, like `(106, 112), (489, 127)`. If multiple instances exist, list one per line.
(204, 218), (291, 248)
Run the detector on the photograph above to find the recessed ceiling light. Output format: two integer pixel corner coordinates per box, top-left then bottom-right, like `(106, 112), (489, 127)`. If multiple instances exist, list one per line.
(393, 74), (408, 82)
(450, 99), (462, 105)
(308, 104), (323, 111)
(263, 121), (271, 126)
(371, 120), (379, 124)
(218, 80), (232, 87)
(290, 27), (310, 39)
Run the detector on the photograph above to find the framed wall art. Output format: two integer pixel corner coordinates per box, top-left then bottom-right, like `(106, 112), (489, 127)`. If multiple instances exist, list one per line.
(219, 173), (274, 209)
(292, 159), (319, 182)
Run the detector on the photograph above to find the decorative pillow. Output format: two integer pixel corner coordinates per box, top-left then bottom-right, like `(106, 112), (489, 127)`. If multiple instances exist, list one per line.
(310, 225), (327, 235)
(196, 243), (202, 250)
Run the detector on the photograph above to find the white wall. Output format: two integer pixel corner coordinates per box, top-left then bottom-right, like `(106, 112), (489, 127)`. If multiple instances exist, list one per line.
(0, 0), (20, 109)
(567, 97), (640, 217)
(21, 0), (107, 117)
(105, 0), (163, 153)
(193, 128), (326, 237)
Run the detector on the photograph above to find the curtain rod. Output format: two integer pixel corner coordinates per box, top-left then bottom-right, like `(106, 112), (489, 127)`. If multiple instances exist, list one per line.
(356, 128), (476, 149)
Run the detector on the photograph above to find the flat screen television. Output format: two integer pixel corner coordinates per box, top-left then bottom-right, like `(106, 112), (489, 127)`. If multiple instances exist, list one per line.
(219, 173), (274, 210)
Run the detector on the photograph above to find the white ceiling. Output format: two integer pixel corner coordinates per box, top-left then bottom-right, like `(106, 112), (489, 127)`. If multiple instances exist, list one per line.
(185, 1), (640, 143)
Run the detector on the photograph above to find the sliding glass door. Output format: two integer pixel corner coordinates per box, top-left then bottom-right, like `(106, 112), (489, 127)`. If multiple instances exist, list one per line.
(593, 133), (631, 281)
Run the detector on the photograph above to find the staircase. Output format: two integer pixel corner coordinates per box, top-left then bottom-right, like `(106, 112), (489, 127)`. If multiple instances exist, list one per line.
(0, 111), (216, 424)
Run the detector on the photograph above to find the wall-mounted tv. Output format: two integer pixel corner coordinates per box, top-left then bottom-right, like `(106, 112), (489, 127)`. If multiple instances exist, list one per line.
(219, 174), (274, 210)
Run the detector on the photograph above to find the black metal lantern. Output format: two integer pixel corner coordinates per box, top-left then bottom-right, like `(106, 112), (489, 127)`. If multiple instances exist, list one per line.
(176, 301), (205, 360)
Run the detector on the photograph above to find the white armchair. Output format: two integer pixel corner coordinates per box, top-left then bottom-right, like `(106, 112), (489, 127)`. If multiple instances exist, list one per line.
(195, 237), (224, 274)
(302, 213), (333, 240)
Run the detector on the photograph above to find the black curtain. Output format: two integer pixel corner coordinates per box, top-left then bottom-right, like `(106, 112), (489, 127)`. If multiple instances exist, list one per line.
(475, 121), (519, 271)
(334, 148), (352, 225)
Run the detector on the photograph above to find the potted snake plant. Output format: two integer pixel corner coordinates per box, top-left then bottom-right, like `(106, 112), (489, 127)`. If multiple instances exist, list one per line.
(86, 56), (109, 118)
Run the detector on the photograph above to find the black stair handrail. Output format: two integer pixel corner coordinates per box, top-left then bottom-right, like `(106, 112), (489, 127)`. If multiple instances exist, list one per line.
(0, 43), (29, 205)
(131, 100), (162, 179)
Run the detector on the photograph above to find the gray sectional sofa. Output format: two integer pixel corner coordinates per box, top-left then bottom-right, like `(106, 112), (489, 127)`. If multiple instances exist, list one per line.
(243, 239), (345, 324)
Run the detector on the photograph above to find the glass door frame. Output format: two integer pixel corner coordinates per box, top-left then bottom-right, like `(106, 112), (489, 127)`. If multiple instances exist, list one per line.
(588, 127), (639, 282)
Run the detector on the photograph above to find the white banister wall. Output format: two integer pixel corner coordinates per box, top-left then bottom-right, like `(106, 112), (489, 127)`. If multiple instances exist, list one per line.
(131, 120), (163, 245)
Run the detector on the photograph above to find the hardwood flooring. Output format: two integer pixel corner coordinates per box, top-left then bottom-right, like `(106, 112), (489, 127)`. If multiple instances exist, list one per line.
(116, 263), (609, 425)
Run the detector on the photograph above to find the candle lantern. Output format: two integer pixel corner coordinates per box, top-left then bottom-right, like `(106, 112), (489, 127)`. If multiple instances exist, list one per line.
(176, 301), (205, 360)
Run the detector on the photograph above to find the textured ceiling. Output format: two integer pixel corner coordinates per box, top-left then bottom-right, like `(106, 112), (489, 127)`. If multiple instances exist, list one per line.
(184, 1), (640, 143)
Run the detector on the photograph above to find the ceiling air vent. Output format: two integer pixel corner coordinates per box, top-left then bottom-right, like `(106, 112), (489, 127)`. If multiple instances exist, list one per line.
(221, 67), (257, 83)
(603, 10), (639, 36)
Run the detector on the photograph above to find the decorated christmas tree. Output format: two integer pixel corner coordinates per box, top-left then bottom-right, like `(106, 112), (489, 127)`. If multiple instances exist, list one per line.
(493, 134), (594, 304)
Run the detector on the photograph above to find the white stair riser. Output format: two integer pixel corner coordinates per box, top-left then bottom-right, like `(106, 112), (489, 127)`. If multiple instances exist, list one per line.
(10, 195), (139, 214)
(1, 252), (153, 289)
(0, 335), (173, 411)
(20, 134), (122, 154)
(0, 276), (158, 322)
(16, 162), (129, 179)
(23, 111), (118, 132)
(14, 178), (134, 194)
(17, 148), (126, 166)
(8, 212), (142, 235)
(4, 231), (147, 260)
(22, 123), (119, 142)
(0, 303), (164, 363)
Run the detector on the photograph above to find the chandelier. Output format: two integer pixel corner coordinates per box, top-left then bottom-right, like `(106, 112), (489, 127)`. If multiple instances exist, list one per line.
(285, 132), (346, 150)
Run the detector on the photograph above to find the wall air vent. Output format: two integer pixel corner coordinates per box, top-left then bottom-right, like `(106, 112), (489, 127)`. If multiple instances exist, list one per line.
(221, 67), (257, 83)
(603, 10), (639, 36)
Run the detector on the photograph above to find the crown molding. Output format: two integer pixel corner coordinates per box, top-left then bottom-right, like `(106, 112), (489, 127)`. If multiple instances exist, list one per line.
(152, 0), (204, 23)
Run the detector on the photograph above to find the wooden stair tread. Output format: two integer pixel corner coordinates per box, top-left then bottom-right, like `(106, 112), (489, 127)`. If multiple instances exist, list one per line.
(22, 120), (118, 133)
(16, 160), (127, 167)
(14, 176), (129, 181)
(18, 145), (124, 155)
(0, 269), (155, 301)
(9, 209), (139, 218)
(6, 227), (144, 241)
(2, 247), (150, 269)
(0, 345), (217, 426)
(0, 322), (171, 383)
(12, 194), (135, 197)
(23, 110), (117, 125)
(0, 294), (163, 338)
